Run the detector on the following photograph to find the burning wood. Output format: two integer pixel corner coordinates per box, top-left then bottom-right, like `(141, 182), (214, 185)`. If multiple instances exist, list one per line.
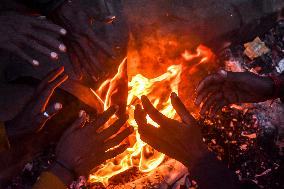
(87, 44), (212, 187)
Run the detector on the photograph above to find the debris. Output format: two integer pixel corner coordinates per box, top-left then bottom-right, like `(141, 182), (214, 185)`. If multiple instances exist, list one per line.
(244, 37), (270, 60)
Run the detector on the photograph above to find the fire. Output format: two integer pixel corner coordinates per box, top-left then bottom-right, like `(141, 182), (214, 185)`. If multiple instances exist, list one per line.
(89, 45), (212, 186)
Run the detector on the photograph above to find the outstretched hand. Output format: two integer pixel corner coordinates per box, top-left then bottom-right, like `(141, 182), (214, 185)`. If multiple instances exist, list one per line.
(134, 93), (207, 168)
(54, 106), (134, 179)
(5, 66), (68, 137)
(195, 70), (274, 117)
(51, 0), (115, 80)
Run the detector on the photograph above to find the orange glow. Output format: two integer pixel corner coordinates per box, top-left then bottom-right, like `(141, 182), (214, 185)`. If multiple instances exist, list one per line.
(89, 45), (212, 186)
(182, 45), (214, 63)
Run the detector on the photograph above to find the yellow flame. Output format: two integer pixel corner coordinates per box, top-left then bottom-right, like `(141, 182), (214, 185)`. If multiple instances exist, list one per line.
(89, 62), (182, 186)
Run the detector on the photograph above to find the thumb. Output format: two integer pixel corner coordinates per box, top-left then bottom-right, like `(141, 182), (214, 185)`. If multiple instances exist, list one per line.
(69, 110), (88, 132)
(170, 93), (196, 126)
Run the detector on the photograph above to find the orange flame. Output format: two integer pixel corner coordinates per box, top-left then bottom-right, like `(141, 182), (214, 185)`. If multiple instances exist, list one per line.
(89, 45), (212, 186)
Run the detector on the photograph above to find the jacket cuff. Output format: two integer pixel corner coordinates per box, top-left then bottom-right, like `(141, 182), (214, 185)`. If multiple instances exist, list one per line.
(0, 121), (10, 152)
(33, 171), (67, 189)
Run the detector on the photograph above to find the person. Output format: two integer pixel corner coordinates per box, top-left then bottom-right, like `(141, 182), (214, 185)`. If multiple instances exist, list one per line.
(0, 66), (69, 186)
(195, 70), (281, 117)
(133, 68), (283, 188)
(0, 66), (133, 188)
(10, 0), (127, 81)
(134, 93), (243, 189)
(33, 106), (133, 188)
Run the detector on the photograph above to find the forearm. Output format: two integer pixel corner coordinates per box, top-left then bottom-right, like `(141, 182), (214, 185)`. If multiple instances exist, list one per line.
(188, 152), (241, 189)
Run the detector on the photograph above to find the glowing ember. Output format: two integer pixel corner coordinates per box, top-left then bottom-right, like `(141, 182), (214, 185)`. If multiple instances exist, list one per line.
(89, 45), (212, 187)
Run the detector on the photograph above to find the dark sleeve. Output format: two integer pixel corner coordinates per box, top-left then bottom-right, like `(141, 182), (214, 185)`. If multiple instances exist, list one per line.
(15, 0), (66, 15)
(190, 152), (242, 189)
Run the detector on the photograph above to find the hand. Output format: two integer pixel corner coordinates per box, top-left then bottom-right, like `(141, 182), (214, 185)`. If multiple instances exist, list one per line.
(134, 93), (207, 168)
(51, 0), (115, 80)
(5, 66), (68, 137)
(195, 70), (274, 117)
(0, 12), (67, 66)
(54, 106), (134, 180)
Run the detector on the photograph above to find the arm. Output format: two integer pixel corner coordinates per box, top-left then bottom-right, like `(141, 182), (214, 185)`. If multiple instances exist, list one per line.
(134, 94), (242, 189)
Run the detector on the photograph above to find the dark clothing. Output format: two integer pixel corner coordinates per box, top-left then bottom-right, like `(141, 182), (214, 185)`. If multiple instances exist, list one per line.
(15, 0), (66, 15)
(190, 152), (260, 189)
(190, 152), (241, 189)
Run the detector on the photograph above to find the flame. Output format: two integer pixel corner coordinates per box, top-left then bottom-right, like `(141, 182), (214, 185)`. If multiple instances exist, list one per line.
(89, 45), (212, 186)
(182, 45), (213, 63)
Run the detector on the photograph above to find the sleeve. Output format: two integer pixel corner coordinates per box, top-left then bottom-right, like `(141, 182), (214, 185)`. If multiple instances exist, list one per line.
(0, 121), (10, 152)
(15, 0), (66, 15)
(33, 171), (67, 189)
(190, 152), (242, 189)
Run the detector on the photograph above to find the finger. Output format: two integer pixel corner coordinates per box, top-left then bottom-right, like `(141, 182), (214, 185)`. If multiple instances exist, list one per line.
(35, 66), (65, 95)
(28, 32), (66, 53)
(134, 104), (148, 127)
(104, 143), (128, 160)
(195, 85), (220, 106)
(21, 38), (59, 60)
(91, 105), (119, 130)
(63, 111), (87, 140)
(104, 127), (134, 150)
(32, 19), (67, 35)
(79, 37), (104, 72)
(200, 92), (223, 116)
(141, 95), (169, 125)
(37, 73), (68, 111)
(76, 10), (115, 58)
(100, 115), (128, 140)
(34, 102), (63, 131)
(9, 44), (39, 66)
(170, 92), (195, 125)
(44, 102), (63, 118)
(75, 40), (100, 79)
(79, 38), (103, 72)
(210, 100), (227, 118)
(136, 105), (160, 137)
(85, 28), (115, 58)
(196, 72), (226, 103)
(68, 43), (83, 80)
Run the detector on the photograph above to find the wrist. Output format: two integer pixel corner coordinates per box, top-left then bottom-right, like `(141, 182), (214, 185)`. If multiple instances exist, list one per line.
(184, 144), (208, 168)
(50, 161), (75, 185)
